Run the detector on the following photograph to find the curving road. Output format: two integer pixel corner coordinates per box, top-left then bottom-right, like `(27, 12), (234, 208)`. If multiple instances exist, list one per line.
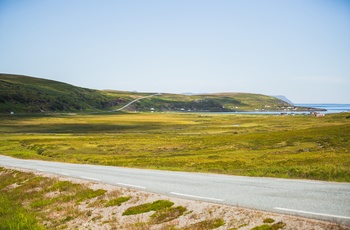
(113, 93), (161, 111)
(0, 155), (349, 226)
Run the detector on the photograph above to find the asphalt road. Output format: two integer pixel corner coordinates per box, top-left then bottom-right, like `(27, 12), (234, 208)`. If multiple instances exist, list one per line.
(1, 155), (349, 226)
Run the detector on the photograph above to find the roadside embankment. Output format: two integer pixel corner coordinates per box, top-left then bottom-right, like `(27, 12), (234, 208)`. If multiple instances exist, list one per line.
(1, 167), (348, 230)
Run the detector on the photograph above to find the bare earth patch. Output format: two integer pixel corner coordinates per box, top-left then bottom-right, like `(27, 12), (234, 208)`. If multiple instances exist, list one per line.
(5, 167), (350, 230)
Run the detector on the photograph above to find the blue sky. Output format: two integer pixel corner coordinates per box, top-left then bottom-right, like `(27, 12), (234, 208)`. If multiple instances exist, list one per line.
(1, 0), (349, 103)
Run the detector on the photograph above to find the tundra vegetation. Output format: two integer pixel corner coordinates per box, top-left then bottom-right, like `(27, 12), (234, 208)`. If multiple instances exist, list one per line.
(0, 112), (349, 182)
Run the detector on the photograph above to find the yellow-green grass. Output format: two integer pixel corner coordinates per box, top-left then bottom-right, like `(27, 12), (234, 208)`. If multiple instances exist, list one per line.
(0, 112), (349, 182)
(0, 170), (46, 230)
(0, 167), (110, 229)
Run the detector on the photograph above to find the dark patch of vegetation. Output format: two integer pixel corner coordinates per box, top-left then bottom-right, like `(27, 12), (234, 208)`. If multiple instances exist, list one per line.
(271, 222), (287, 229)
(251, 224), (272, 230)
(251, 221), (286, 230)
(184, 218), (225, 229)
(122, 200), (174, 216)
(150, 206), (187, 224)
(0, 74), (128, 113)
(105, 196), (131, 207)
(263, 218), (275, 223)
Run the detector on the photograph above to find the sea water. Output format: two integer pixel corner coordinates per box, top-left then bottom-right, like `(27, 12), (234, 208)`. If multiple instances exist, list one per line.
(295, 104), (350, 114)
(208, 104), (350, 115)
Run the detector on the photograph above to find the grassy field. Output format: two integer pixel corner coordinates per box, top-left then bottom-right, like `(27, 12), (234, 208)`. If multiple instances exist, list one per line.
(0, 112), (349, 182)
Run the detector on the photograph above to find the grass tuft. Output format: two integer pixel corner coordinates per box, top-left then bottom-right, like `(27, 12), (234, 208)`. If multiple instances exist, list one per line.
(263, 218), (275, 223)
(150, 206), (187, 224)
(184, 218), (225, 229)
(251, 224), (272, 230)
(105, 196), (131, 207)
(251, 221), (286, 230)
(122, 200), (174, 216)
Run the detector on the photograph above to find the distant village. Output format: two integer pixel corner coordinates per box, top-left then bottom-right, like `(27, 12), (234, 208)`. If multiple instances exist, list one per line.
(277, 106), (326, 116)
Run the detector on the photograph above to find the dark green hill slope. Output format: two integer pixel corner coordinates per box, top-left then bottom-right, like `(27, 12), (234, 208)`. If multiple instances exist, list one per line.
(0, 74), (126, 113)
(0, 73), (293, 113)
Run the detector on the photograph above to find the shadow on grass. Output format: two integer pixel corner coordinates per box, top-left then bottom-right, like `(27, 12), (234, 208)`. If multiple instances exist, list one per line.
(0, 123), (162, 134)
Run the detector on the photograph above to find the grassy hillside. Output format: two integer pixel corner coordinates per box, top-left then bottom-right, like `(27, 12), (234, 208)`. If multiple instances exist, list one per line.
(0, 74), (131, 113)
(0, 73), (293, 113)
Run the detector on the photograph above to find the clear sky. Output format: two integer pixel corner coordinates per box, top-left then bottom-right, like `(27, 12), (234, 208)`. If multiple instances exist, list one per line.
(1, 0), (349, 103)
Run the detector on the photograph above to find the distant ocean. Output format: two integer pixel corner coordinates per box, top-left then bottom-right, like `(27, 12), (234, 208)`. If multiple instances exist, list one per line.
(295, 104), (350, 114)
(208, 104), (350, 115)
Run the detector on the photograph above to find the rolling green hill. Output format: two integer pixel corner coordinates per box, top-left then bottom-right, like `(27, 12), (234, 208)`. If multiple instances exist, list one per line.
(0, 74), (132, 113)
(0, 73), (292, 113)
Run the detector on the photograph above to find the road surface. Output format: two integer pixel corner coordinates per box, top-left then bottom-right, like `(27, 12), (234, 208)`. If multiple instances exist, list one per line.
(0, 155), (349, 226)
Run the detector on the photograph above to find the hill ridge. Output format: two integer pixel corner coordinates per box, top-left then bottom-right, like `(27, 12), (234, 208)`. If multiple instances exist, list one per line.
(0, 73), (293, 113)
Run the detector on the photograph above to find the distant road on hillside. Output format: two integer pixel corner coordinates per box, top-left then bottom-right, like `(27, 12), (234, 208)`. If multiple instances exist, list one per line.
(1, 155), (349, 226)
(113, 93), (161, 111)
